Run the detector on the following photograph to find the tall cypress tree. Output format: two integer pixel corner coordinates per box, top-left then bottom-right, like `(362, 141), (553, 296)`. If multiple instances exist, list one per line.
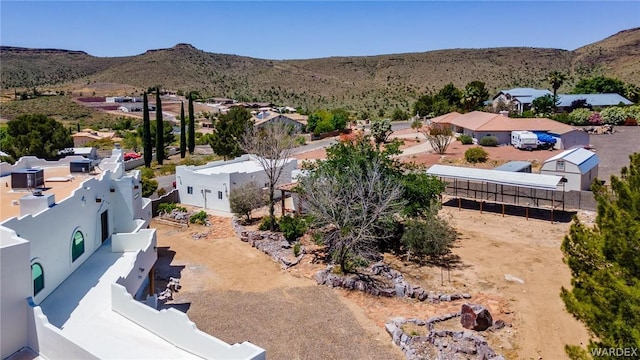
(155, 89), (164, 165)
(180, 101), (186, 158)
(142, 92), (152, 167)
(188, 93), (195, 154)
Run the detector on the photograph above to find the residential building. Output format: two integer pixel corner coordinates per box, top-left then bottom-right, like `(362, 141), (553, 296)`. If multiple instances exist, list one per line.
(431, 111), (589, 149)
(556, 93), (633, 110)
(71, 129), (118, 147)
(492, 88), (552, 113)
(540, 147), (599, 191)
(252, 111), (307, 133)
(0, 149), (265, 359)
(176, 154), (296, 213)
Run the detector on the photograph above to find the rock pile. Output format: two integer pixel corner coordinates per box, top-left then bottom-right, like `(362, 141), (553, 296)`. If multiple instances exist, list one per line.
(460, 303), (493, 331)
(315, 261), (472, 303)
(385, 305), (505, 360)
(162, 209), (189, 222)
(158, 277), (181, 302)
(584, 124), (613, 135)
(231, 217), (305, 269)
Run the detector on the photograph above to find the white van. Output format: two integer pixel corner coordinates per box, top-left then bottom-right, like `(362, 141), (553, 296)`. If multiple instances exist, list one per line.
(511, 131), (538, 150)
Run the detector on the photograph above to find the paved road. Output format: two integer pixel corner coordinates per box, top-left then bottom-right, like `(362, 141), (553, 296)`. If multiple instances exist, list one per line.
(156, 174), (176, 192)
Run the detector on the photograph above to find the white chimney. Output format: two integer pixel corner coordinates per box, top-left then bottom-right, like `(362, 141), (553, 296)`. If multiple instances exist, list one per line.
(499, 111), (509, 117)
(20, 193), (55, 217)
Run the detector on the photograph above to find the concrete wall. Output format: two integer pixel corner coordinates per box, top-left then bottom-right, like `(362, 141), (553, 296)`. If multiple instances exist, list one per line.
(27, 303), (99, 360)
(151, 189), (180, 217)
(176, 166), (231, 212)
(124, 157), (145, 171)
(0, 156), (89, 177)
(111, 284), (265, 360)
(0, 231), (31, 359)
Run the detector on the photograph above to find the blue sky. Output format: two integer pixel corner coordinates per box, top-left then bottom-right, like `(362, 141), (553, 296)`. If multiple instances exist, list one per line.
(1, 1), (638, 60)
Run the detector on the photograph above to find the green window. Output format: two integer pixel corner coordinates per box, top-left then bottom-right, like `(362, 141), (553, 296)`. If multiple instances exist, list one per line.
(32, 263), (44, 296)
(72, 230), (85, 262)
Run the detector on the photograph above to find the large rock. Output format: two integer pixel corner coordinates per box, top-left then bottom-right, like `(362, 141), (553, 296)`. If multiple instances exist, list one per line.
(460, 303), (493, 331)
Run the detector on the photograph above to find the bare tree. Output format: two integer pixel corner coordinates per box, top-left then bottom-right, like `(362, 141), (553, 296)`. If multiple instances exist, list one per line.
(229, 181), (266, 223)
(298, 157), (404, 273)
(241, 122), (296, 230)
(421, 124), (453, 154)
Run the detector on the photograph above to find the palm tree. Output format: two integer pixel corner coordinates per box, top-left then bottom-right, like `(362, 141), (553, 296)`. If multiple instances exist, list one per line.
(547, 71), (567, 112)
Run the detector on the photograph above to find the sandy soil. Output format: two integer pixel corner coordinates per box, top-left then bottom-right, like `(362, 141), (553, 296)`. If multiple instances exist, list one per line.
(153, 203), (590, 359)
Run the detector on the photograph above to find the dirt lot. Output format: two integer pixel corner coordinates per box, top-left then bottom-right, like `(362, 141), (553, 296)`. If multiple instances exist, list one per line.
(153, 204), (591, 359)
(587, 126), (640, 182)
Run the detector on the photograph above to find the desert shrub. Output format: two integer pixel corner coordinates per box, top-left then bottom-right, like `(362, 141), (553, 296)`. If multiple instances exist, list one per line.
(140, 167), (155, 179)
(588, 112), (602, 125)
(156, 187), (167, 197)
(293, 242), (301, 257)
(295, 135), (306, 145)
(600, 107), (627, 125)
(459, 134), (473, 145)
(189, 210), (208, 224)
(311, 231), (325, 245)
(229, 181), (266, 222)
(258, 215), (279, 231)
(568, 108), (592, 125)
(278, 215), (309, 242)
(141, 178), (158, 197)
(552, 113), (571, 124)
(157, 202), (187, 215)
(465, 147), (488, 163)
(479, 136), (498, 147)
(157, 163), (177, 175)
(625, 105), (640, 121)
(401, 215), (457, 262)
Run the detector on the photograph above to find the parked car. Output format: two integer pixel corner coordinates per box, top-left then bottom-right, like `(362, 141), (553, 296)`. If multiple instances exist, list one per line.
(123, 152), (142, 161)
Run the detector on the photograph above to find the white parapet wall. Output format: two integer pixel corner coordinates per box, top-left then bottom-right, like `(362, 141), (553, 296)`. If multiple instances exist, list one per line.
(111, 283), (266, 360)
(27, 302), (100, 360)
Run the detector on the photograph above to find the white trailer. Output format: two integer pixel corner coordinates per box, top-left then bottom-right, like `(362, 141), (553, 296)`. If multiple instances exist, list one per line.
(511, 131), (538, 150)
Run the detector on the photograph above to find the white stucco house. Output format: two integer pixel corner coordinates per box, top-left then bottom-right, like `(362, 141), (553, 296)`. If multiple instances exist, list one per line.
(540, 147), (599, 191)
(175, 154), (297, 213)
(0, 149), (265, 359)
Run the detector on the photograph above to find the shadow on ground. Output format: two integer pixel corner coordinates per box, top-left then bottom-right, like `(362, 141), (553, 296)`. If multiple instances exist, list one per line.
(443, 198), (576, 223)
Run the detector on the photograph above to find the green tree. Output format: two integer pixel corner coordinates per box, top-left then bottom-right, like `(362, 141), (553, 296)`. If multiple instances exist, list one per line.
(155, 90), (164, 164)
(568, 108), (592, 126)
(370, 118), (393, 144)
(573, 76), (626, 95)
(547, 71), (567, 111)
(462, 81), (490, 111)
(532, 94), (558, 115)
(413, 94), (435, 117)
(437, 83), (462, 108)
(401, 208), (457, 262)
(188, 93), (195, 154)
(561, 153), (640, 358)
(421, 124), (453, 154)
(5, 114), (72, 159)
(123, 131), (141, 152)
(391, 108), (408, 121)
(180, 101), (186, 158)
(330, 108), (349, 130)
(208, 106), (251, 160)
(142, 92), (152, 167)
(600, 106), (628, 125)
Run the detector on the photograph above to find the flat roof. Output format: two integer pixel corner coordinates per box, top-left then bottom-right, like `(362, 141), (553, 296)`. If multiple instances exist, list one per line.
(194, 159), (265, 175)
(427, 164), (562, 190)
(493, 161), (532, 172)
(1, 166), (102, 222)
(38, 238), (201, 359)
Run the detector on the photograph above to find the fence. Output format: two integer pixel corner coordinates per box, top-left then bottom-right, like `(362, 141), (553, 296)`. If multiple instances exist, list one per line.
(150, 189), (180, 217)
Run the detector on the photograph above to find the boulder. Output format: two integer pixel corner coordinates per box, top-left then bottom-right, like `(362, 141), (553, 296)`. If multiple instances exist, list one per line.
(460, 303), (493, 331)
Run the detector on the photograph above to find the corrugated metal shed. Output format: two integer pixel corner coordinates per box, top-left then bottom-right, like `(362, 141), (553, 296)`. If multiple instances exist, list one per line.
(545, 148), (599, 174)
(427, 164), (562, 190)
(493, 161), (532, 173)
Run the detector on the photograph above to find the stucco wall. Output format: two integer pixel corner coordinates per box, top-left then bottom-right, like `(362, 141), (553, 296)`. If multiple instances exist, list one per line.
(0, 156), (89, 177)
(112, 229), (157, 295)
(111, 284), (265, 360)
(176, 166), (231, 212)
(1, 168), (144, 304)
(0, 232), (31, 359)
(473, 131), (510, 145)
(27, 304), (99, 359)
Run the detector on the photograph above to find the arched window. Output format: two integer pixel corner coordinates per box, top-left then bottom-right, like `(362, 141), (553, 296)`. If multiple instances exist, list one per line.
(72, 230), (85, 262)
(32, 263), (44, 296)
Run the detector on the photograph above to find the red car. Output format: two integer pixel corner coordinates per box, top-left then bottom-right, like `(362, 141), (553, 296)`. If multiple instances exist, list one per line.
(124, 152), (142, 161)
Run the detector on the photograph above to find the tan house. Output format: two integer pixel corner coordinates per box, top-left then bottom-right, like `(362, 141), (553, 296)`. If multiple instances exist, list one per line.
(252, 112), (308, 133)
(72, 129), (118, 147)
(432, 111), (589, 149)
